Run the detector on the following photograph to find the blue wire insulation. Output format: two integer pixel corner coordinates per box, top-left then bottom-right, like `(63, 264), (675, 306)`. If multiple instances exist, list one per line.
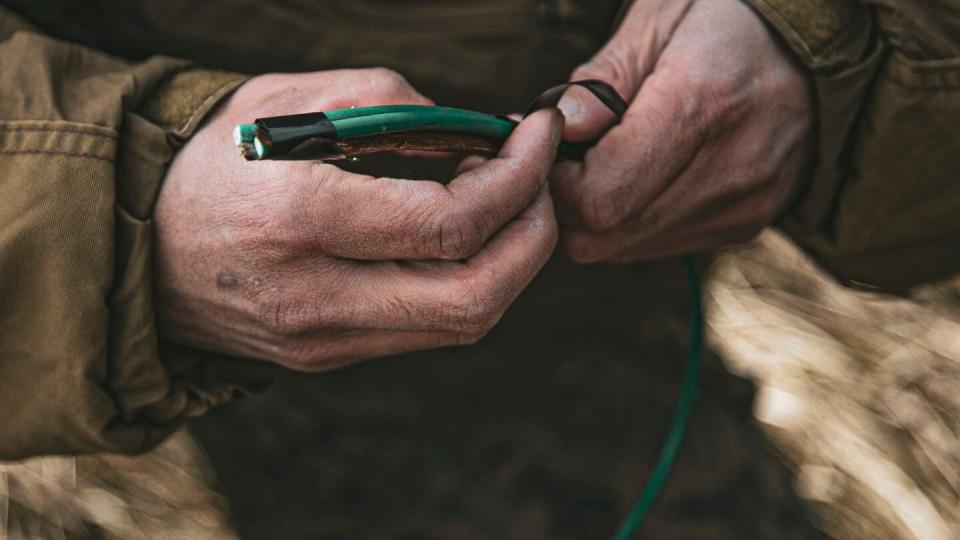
(612, 255), (703, 540)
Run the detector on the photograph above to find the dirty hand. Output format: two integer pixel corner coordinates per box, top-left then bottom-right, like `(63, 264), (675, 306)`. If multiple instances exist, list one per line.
(155, 69), (562, 371)
(552, 0), (813, 263)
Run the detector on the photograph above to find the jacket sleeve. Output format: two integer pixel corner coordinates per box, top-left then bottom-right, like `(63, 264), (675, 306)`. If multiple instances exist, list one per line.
(741, 0), (960, 291)
(0, 7), (272, 459)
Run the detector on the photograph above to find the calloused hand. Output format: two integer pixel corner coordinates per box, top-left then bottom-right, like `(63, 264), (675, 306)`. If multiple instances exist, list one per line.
(155, 69), (562, 371)
(552, 0), (813, 262)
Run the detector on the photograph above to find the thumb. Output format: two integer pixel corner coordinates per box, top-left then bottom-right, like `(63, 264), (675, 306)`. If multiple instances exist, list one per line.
(557, 48), (645, 142)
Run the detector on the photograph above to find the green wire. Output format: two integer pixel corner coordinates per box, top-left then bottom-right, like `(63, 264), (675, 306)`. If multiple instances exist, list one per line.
(324, 104), (490, 123)
(612, 255), (703, 540)
(331, 106), (515, 140)
(239, 105), (585, 159)
(327, 106), (585, 156)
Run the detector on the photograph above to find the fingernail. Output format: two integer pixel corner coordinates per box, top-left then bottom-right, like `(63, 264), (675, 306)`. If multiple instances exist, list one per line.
(557, 96), (582, 123)
(547, 108), (565, 145)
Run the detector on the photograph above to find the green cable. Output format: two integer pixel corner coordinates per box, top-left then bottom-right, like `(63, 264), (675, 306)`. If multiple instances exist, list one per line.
(612, 255), (703, 540)
(326, 105), (514, 139)
(237, 105), (584, 159)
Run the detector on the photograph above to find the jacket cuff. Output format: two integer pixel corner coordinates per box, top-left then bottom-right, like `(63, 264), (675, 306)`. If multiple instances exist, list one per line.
(742, 0), (870, 72)
(139, 68), (249, 138)
(122, 68), (249, 218)
(103, 68), (272, 455)
(742, 0), (897, 289)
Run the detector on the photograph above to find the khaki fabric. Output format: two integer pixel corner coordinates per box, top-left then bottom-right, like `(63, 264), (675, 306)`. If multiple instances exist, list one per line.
(744, 0), (960, 290)
(0, 8), (270, 459)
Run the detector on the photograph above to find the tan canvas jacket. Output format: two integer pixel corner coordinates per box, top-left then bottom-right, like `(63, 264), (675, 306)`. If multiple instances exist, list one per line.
(0, 0), (957, 458)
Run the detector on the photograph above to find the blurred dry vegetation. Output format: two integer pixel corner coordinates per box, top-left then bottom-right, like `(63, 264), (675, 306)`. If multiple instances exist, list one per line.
(2, 230), (958, 539)
(708, 231), (960, 540)
(0, 431), (234, 539)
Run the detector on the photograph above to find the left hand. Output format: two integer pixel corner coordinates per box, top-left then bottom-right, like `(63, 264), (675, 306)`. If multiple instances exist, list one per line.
(551, 0), (814, 263)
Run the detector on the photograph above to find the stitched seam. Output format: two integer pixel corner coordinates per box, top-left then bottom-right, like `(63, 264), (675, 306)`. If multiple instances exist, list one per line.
(178, 77), (244, 133)
(882, 76), (960, 91)
(0, 125), (118, 139)
(816, 11), (868, 58)
(883, 51), (960, 90)
(0, 149), (113, 162)
(750, 0), (814, 60)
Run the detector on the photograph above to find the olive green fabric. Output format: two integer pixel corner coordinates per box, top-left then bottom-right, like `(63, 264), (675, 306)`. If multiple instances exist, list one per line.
(1, 0), (959, 459)
(744, 0), (960, 290)
(0, 8), (269, 459)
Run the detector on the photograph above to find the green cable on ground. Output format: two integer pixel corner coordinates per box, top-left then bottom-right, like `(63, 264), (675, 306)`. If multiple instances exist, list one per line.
(612, 255), (703, 540)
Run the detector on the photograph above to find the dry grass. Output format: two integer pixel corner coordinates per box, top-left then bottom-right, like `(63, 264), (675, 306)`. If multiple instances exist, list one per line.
(0, 430), (235, 539)
(707, 230), (960, 540)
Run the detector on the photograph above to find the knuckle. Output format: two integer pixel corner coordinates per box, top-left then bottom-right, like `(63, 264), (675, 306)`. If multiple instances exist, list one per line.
(579, 190), (626, 232)
(665, 64), (726, 128)
(577, 47), (636, 91)
(431, 210), (486, 260)
(259, 298), (316, 337)
(369, 67), (409, 91)
(699, 70), (741, 103)
(766, 65), (811, 109)
(445, 283), (501, 335)
(263, 165), (341, 250)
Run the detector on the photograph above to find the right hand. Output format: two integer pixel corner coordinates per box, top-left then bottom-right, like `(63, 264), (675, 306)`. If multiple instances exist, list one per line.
(155, 69), (562, 371)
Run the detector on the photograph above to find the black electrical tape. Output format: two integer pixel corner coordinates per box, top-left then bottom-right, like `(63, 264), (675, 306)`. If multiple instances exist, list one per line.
(254, 112), (339, 158)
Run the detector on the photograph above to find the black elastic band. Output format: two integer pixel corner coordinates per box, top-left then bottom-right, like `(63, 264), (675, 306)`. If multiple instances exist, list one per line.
(523, 79), (628, 118)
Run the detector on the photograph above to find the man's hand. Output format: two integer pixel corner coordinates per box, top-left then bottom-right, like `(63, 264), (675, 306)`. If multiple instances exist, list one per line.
(155, 69), (562, 371)
(552, 0), (813, 262)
